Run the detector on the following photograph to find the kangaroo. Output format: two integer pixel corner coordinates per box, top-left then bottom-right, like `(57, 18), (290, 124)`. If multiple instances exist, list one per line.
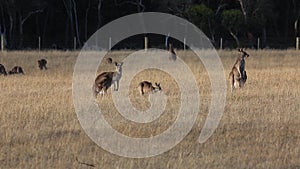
(8, 66), (24, 75)
(38, 59), (47, 70)
(138, 81), (161, 95)
(169, 43), (176, 61)
(106, 58), (113, 64)
(229, 48), (249, 92)
(0, 64), (7, 76)
(93, 62), (123, 97)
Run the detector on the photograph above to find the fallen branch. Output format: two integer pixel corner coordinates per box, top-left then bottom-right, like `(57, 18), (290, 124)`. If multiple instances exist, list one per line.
(75, 157), (95, 168)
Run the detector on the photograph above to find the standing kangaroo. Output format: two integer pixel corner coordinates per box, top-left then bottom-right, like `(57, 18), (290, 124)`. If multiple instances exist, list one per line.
(106, 58), (113, 64)
(93, 62), (123, 97)
(229, 49), (249, 92)
(38, 59), (47, 70)
(138, 81), (161, 95)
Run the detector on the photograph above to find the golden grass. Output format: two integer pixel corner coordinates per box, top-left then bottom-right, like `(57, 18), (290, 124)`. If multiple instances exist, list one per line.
(0, 49), (299, 168)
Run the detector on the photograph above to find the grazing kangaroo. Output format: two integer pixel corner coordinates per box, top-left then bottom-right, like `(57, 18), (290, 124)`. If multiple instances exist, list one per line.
(106, 58), (113, 64)
(38, 59), (47, 70)
(0, 64), (7, 76)
(8, 66), (24, 75)
(229, 48), (249, 92)
(169, 43), (176, 61)
(93, 62), (123, 97)
(138, 81), (161, 95)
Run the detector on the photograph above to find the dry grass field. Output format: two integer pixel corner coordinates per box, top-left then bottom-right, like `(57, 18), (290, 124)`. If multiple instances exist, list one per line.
(0, 49), (300, 168)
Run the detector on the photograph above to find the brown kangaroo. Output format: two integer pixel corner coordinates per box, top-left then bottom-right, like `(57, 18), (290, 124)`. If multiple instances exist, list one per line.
(38, 59), (47, 70)
(106, 58), (113, 64)
(0, 64), (7, 76)
(93, 62), (123, 97)
(229, 48), (249, 92)
(8, 66), (24, 75)
(138, 81), (161, 95)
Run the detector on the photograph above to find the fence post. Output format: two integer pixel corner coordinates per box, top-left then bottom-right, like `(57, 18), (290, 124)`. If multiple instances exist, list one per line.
(95, 31), (98, 48)
(220, 38), (223, 50)
(144, 36), (148, 51)
(257, 38), (260, 50)
(1, 34), (4, 52)
(109, 37), (112, 51)
(38, 36), (41, 51)
(74, 37), (76, 50)
(183, 37), (186, 51)
(165, 34), (170, 49)
(296, 37), (299, 50)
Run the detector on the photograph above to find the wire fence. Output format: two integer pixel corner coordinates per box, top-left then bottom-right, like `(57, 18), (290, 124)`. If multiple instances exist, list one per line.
(1, 34), (300, 51)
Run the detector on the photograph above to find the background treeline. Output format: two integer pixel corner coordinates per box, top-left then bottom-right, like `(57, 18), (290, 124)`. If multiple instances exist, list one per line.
(0, 0), (300, 50)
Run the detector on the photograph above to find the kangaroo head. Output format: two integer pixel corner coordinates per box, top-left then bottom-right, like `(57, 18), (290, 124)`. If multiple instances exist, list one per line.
(238, 48), (249, 58)
(155, 82), (161, 91)
(115, 62), (123, 73)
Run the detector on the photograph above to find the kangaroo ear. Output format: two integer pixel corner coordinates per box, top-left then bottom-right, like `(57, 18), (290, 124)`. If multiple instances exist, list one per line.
(238, 48), (242, 52)
(114, 62), (118, 66)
